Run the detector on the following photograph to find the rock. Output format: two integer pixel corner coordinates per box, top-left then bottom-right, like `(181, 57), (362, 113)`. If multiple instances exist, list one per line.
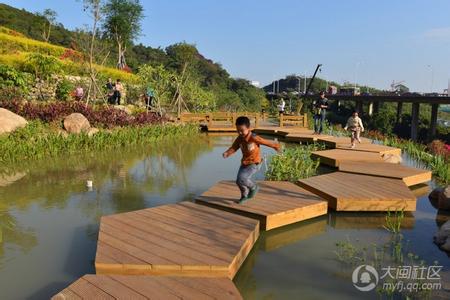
(434, 220), (450, 252)
(0, 108), (28, 134)
(429, 186), (450, 211)
(87, 127), (99, 137)
(114, 105), (132, 115)
(63, 113), (90, 134)
(57, 129), (69, 138)
(382, 153), (402, 164)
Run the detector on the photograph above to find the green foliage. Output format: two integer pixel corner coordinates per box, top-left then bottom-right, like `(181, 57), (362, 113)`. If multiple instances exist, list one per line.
(103, 0), (144, 67)
(0, 64), (31, 90)
(55, 79), (74, 101)
(369, 107), (396, 135)
(0, 121), (199, 164)
(265, 144), (324, 181)
(25, 52), (63, 79)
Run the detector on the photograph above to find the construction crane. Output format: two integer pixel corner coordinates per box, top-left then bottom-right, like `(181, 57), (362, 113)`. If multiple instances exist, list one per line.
(390, 80), (405, 92)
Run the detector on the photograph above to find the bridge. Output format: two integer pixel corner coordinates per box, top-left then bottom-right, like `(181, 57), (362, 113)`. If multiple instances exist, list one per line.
(295, 94), (450, 141)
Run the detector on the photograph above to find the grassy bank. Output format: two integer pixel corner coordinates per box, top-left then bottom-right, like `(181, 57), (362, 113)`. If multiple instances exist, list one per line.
(0, 121), (199, 164)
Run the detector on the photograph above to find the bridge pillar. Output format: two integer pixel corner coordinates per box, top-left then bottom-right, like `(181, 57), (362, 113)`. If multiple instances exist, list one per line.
(356, 100), (363, 114)
(368, 102), (374, 116)
(410, 103), (420, 141)
(429, 103), (439, 140)
(396, 102), (403, 124)
(373, 101), (380, 114)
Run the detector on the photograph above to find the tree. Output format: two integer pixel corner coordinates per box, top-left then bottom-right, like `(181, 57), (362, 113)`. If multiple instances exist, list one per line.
(103, 0), (144, 69)
(79, 0), (109, 103)
(37, 8), (57, 42)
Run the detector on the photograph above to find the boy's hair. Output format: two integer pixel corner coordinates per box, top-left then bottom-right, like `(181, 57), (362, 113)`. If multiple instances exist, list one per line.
(235, 116), (251, 127)
(319, 91), (325, 95)
(352, 110), (359, 114)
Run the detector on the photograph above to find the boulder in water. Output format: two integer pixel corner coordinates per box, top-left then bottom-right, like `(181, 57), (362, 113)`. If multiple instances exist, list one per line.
(430, 186), (450, 211)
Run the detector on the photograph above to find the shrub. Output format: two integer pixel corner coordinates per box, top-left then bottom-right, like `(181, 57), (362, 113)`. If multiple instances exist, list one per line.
(55, 79), (74, 101)
(0, 64), (31, 90)
(0, 100), (164, 128)
(0, 32), (66, 57)
(24, 53), (63, 79)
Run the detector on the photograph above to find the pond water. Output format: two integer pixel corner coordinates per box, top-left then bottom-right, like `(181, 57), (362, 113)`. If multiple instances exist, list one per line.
(0, 134), (449, 299)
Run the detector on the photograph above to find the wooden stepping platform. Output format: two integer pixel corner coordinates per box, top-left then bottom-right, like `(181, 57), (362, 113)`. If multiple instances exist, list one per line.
(95, 202), (259, 279)
(52, 275), (242, 300)
(336, 143), (401, 155)
(206, 126), (236, 132)
(311, 149), (384, 167)
(262, 217), (327, 251)
(317, 136), (373, 148)
(284, 131), (331, 143)
(338, 161), (432, 186)
(329, 212), (415, 229)
(195, 181), (328, 231)
(297, 172), (416, 211)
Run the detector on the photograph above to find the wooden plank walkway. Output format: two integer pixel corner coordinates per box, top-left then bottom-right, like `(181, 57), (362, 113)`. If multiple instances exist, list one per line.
(317, 136), (373, 148)
(297, 172), (416, 211)
(311, 149), (384, 167)
(338, 161), (432, 186)
(195, 181), (328, 230)
(335, 143), (402, 155)
(283, 131), (331, 143)
(95, 202), (259, 279)
(52, 275), (242, 300)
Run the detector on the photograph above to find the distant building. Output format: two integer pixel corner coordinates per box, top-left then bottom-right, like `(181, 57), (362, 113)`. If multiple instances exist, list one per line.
(250, 81), (260, 87)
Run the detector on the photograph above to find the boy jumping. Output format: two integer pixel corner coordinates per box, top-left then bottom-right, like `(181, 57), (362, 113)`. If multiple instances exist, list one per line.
(223, 116), (281, 203)
(344, 110), (365, 148)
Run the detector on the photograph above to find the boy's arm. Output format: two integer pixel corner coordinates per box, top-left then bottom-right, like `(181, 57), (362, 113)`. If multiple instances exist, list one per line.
(254, 135), (281, 152)
(223, 137), (240, 158)
(359, 118), (365, 132)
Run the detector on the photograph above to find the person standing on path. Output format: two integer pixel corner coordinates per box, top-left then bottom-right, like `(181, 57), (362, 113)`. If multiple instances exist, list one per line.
(344, 110), (365, 148)
(223, 116), (281, 204)
(277, 98), (286, 115)
(106, 78), (115, 104)
(313, 91), (328, 134)
(114, 79), (124, 105)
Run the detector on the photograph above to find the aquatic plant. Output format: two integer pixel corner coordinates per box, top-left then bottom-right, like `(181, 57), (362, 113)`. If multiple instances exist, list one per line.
(383, 210), (404, 234)
(0, 121), (199, 164)
(265, 143), (324, 181)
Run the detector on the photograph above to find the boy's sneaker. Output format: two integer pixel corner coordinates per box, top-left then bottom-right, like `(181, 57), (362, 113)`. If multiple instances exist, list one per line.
(248, 185), (259, 199)
(237, 196), (249, 204)
(351, 144), (356, 149)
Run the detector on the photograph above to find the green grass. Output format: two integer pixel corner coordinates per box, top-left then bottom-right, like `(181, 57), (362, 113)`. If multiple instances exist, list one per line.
(265, 143), (325, 181)
(0, 121), (199, 164)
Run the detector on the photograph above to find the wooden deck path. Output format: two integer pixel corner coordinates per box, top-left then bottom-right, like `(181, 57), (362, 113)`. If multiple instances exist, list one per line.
(338, 161), (432, 186)
(297, 172), (416, 211)
(335, 143), (402, 155)
(52, 275), (242, 300)
(283, 131), (331, 143)
(195, 181), (328, 230)
(317, 136), (373, 148)
(311, 149), (384, 167)
(95, 202), (259, 279)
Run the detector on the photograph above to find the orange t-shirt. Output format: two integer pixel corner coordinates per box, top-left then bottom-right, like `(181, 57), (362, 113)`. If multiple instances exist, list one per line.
(225, 132), (280, 165)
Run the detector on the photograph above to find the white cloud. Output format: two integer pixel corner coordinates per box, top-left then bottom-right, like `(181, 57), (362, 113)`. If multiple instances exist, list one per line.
(424, 27), (450, 39)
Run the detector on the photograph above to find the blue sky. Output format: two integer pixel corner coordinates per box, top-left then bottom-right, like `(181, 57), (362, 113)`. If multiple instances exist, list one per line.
(4, 0), (450, 92)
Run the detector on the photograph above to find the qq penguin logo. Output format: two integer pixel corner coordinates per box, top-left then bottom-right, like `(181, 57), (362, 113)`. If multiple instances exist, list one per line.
(352, 265), (379, 292)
